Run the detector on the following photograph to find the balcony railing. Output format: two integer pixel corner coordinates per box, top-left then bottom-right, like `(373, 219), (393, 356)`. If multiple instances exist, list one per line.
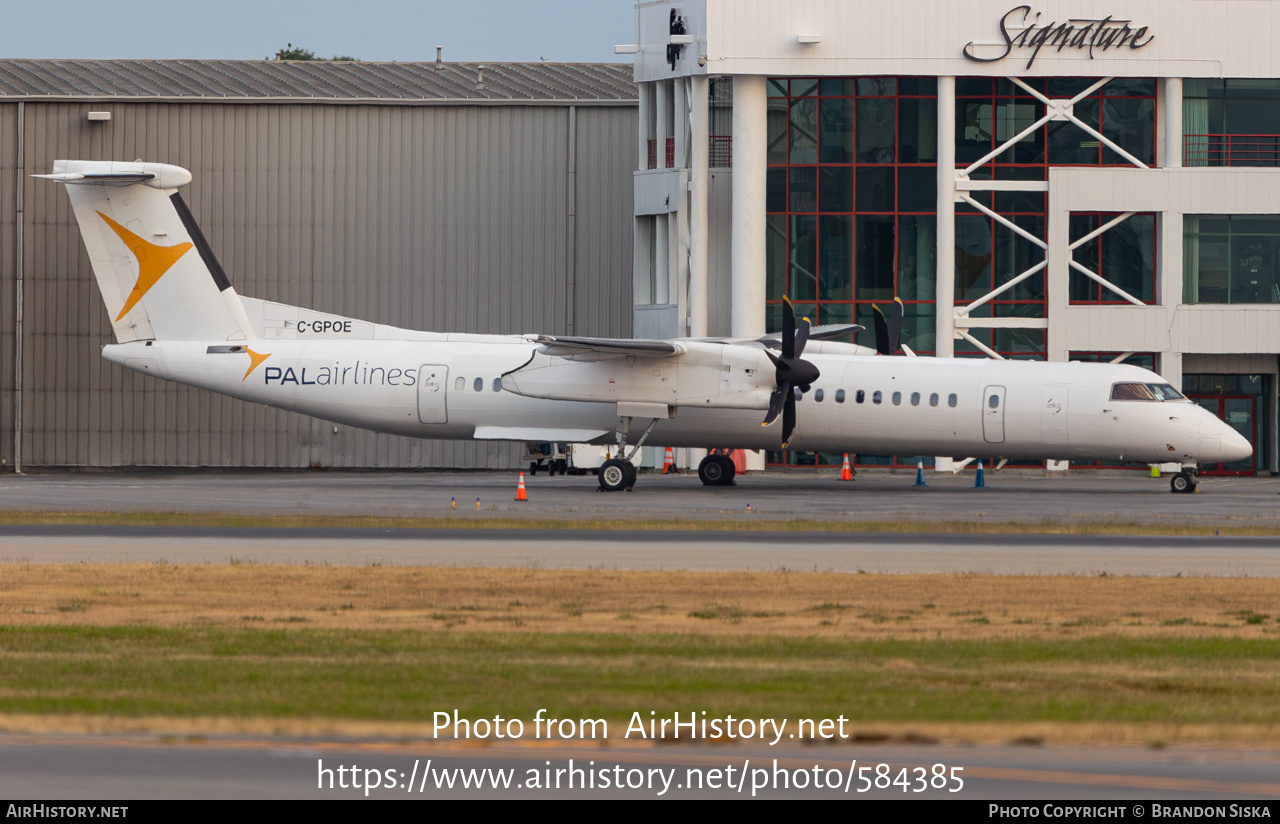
(1185, 134), (1280, 167)
(646, 139), (657, 170)
(665, 137), (675, 168)
(709, 135), (732, 167)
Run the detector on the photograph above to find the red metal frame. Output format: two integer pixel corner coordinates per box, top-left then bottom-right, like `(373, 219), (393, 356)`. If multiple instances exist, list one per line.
(1184, 134), (1280, 167)
(646, 139), (657, 170)
(665, 137), (675, 168)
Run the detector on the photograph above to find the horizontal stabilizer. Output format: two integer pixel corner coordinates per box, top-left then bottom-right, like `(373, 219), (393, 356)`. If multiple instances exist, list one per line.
(473, 426), (612, 444)
(33, 171), (157, 184)
(34, 172), (156, 186)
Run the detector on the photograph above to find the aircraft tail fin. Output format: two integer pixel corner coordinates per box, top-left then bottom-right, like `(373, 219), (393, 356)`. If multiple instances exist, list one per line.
(39, 160), (256, 343)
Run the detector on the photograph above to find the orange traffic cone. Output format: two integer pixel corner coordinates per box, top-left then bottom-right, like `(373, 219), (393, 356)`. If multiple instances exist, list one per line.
(662, 447), (676, 474)
(840, 454), (853, 481)
(515, 471), (528, 501)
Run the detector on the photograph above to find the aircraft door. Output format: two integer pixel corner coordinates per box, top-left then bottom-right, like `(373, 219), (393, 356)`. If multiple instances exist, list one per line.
(417, 364), (449, 424)
(1041, 386), (1069, 445)
(982, 385), (1006, 444)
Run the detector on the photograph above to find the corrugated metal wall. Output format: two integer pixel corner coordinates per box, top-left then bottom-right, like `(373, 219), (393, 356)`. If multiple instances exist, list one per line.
(11, 101), (635, 468)
(0, 104), (15, 470)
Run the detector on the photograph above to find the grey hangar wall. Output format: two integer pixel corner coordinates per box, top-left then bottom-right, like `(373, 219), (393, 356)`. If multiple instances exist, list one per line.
(0, 62), (637, 470)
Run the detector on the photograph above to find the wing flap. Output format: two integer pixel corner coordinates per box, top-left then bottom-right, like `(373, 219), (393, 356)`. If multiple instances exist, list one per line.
(473, 426), (613, 444)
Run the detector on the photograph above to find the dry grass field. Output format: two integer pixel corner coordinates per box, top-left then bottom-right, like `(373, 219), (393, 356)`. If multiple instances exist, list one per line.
(3, 564), (1279, 745)
(2, 563), (1277, 638)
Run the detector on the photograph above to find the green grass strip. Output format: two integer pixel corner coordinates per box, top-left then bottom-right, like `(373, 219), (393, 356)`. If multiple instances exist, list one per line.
(0, 510), (1277, 536)
(3, 626), (1279, 725)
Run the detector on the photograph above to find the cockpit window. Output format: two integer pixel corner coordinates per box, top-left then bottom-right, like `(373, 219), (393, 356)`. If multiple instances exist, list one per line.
(1111, 383), (1155, 401)
(1111, 382), (1187, 402)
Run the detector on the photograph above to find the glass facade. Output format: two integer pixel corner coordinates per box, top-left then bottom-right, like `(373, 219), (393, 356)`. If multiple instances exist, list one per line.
(1184, 215), (1280, 304)
(1184, 79), (1280, 167)
(764, 77), (939, 354)
(1069, 213), (1158, 304)
(763, 76), (1158, 467)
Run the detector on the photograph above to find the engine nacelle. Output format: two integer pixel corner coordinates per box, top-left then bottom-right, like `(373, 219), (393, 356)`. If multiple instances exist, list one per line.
(501, 341), (776, 411)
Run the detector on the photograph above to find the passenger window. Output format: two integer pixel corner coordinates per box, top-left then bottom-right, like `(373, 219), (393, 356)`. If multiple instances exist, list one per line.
(794, 387), (803, 400)
(814, 388), (824, 402)
(835, 389), (846, 403)
(856, 390), (865, 404)
(948, 393), (958, 407)
(988, 394), (1000, 409)
(455, 377), (465, 391)
(929, 393), (939, 407)
(474, 377), (484, 392)
(910, 392), (920, 406)
(872, 390), (882, 405)
(493, 378), (503, 392)
(892, 391), (902, 406)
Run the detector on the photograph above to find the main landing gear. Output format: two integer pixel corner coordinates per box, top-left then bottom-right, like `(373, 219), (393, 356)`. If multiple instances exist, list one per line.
(1170, 468), (1199, 494)
(697, 451), (736, 487)
(597, 414), (660, 493)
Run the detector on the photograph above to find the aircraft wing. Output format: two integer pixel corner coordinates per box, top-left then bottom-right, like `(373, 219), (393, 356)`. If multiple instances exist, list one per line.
(535, 336), (681, 359)
(751, 324), (864, 349)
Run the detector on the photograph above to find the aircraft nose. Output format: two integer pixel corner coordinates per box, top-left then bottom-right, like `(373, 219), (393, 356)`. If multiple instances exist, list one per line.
(1222, 426), (1254, 463)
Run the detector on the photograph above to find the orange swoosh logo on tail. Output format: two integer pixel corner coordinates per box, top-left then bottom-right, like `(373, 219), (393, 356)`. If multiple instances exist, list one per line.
(97, 211), (193, 321)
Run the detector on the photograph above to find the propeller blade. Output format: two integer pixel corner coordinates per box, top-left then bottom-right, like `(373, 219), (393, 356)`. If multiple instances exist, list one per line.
(762, 386), (787, 426)
(781, 389), (797, 448)
(872, 304), (891, 355)
(781, 296), (795, 360)
(794, 315), (811, 359)
(872, 298), (906, 355)
(887, 297), (905, 355)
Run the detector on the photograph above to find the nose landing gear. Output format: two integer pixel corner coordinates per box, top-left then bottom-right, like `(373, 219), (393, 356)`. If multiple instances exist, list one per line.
(1170, 468), (1199, 494)
(598, 458), (638, 492)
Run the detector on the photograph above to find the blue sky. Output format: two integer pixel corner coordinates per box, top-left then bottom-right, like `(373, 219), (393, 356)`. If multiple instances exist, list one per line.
(4, 1), (636, 63)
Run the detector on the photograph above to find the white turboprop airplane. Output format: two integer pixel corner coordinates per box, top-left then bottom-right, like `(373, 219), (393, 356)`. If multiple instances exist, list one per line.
(42, 160), (1251, 494)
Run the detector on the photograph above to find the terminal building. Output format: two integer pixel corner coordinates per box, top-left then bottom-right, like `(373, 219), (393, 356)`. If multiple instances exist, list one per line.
(628, 0), (1280, 475)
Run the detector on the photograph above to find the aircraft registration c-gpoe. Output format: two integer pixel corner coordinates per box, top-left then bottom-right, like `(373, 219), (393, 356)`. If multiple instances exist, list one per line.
(41, 160), (1251, 494)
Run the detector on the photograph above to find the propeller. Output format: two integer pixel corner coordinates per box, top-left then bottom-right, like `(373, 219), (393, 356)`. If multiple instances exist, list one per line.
(872, 297), (905, 356)
(761, 297), (821, 448)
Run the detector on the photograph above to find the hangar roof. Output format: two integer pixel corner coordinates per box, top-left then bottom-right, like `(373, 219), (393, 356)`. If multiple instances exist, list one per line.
(0, 60), (636, 104)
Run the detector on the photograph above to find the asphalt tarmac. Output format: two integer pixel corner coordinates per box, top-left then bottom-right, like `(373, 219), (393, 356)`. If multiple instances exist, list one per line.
(0, 469), (1277, 575)
(2, 526), (1279, 576)
(2, 735), (1278, 800)
(2, 469), (1279, 800)
(0, 467), (1277, 527)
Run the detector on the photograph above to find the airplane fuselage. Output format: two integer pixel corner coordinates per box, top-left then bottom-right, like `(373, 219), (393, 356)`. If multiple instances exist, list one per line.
(102, 337), (1248, 467)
